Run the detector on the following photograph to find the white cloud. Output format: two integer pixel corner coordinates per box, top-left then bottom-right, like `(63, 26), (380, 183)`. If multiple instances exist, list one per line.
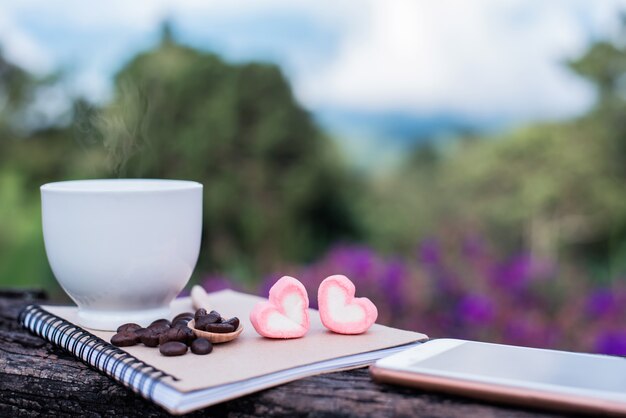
(0, 0), (625, 124)
(0, 8), (53, 74)
(296, 0), (626, 122)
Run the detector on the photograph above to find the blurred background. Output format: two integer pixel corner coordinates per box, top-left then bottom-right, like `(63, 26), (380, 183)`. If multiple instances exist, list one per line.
(2, 0), (626, 354)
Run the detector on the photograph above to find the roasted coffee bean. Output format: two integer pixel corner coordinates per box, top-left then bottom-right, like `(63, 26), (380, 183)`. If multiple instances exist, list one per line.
(208, 312), (222, 323)
(224, 317), (240, 330)
(140, 329), (160, 347)
(159, 341), (187, 356)
(206, 311), (222, 322)
(150, 318), (171, 327)
(117, 323), (142, 333)
(134, 327), (148, 338)
(202, 322), (235, 333)
(194, 308), (207, 321)
(172, 319), (191, 329)
(190, 338), (213, 355)
(111, 331), (138, 347)
(173, 312), (194, 323)
(208, 310), (226, 323)
(159, 327), (189, 345)
(195, 315), (219, 330)
(193, 317), (207, 330)
(148, 322), (170, 334)
(182, 327), (196, 345)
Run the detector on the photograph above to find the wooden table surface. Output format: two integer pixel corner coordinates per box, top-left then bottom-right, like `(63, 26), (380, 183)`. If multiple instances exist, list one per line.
(0, 290), (567, 417)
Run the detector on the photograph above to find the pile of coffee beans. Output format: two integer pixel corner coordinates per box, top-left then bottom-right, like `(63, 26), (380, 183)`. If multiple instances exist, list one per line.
(193, 309), (240, 333)
(111, 309), (240, 356)
(111, 311), (211, 356)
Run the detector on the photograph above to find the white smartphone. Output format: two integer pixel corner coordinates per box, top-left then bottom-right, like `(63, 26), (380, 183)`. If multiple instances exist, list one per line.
(370, 339), (626, 415)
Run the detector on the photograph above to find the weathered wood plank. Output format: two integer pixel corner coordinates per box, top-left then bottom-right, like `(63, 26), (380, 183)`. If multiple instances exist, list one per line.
(0, 292), (564, 417)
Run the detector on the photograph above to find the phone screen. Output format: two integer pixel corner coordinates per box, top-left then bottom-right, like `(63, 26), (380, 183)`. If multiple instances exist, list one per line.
(411, 342), (626, 395)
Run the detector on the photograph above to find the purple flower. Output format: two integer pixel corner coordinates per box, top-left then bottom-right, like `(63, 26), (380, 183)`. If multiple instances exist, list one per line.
(434, 272), (462, 298)
(321, 245), (388, 295)
(595, 331), (626, 356)
(418, 238), (440, 265)
(493, 254), (533, 290)
(505, 319), (532, 343)
(259, 273), (283, 297)
(381, 259), (407, 312)
(201, 275), (239, 293)
(457, 293), (494, 325)
(333, 246), (377, 278)
(586, 289), (616, 318)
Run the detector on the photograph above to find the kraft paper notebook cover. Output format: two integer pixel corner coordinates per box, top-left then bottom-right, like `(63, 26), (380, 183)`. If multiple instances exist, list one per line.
(20, 289), (428, 415)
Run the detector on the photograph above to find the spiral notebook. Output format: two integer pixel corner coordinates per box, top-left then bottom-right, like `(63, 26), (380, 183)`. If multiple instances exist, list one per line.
(20, 289), (428, 415)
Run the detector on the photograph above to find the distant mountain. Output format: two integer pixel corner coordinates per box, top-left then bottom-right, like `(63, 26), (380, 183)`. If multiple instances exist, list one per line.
(315, 108), (491, 145)
(313, 108), (498, 171)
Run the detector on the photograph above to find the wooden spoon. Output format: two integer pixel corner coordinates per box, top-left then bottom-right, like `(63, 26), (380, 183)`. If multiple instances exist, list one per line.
(187, 319), (243, 344)
(188, 285), (243, 344)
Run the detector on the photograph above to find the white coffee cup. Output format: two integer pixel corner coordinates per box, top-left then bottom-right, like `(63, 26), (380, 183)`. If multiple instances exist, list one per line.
(41, 179), (203, 330)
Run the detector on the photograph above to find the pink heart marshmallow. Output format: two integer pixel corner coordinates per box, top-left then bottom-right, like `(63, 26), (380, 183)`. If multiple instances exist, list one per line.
(318, 275), (378, 335)
(250, 276), (310, 339)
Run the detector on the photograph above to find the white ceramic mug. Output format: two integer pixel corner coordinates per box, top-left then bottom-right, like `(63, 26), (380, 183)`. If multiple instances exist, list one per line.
(41, 179), (203, 330)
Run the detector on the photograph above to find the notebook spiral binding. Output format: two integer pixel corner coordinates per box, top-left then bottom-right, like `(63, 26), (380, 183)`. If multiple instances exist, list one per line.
(19, 305), (177, 402)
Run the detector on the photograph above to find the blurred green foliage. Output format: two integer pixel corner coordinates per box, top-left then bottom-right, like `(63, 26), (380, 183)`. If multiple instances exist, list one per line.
(3, 25), (626, 293)
(0, 29), (362, 291)
(362, 37), (626, 282)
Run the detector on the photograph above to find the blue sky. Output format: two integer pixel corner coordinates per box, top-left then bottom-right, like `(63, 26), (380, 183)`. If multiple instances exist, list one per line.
(1, 0), (625, 161)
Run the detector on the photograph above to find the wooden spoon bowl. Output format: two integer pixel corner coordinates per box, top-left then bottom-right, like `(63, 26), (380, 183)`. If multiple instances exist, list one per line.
(188, 319), (243, 344)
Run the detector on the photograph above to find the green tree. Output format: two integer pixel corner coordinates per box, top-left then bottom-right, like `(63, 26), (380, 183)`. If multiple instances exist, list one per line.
(92, 27), (362, 279)
(0, 51), (58, 289)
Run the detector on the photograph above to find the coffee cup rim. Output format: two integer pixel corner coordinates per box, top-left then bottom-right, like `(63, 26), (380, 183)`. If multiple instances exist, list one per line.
(41, 179), (203, 193)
